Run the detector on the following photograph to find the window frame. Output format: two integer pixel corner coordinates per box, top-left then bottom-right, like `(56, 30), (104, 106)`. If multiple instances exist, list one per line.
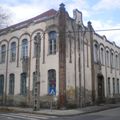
(10, 42), (16, 62)
(117, 79), (119, 94)
(33, 33), (41, 57)
(48, 69), (56, 95)
(115, 55), (118, 69)
(113, 78), (115, 95)
(21, 39), (28, 59)
(108, 77), (111, 96)
(0, 75), (4, 96)
(20, 73), (27, 96)
(9, 74), (15, 95)
(100, 47), (104, 65)
(106, 50), (109, 67)
(48, 31), (57, 54)
(111, 52), (114, 68)
(1, 44), (6, 63)
(94, 43), (98, 63)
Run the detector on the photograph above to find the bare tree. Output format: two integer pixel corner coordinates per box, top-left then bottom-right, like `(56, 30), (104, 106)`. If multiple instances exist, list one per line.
(0, 6), (11, 29)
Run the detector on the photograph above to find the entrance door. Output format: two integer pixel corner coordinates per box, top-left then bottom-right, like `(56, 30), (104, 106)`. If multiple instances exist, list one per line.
(97, 75), (104, 103)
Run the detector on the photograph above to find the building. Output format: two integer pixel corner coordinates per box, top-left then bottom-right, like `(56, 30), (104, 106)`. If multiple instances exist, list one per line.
(0, 3), (120, 108)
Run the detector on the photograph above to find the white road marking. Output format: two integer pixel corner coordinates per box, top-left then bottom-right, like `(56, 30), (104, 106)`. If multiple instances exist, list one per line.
(1, 114), (43, 120)
(6, 117), (14, 120)
(1, 113), (57, 120)
(16, 113), (57, 118)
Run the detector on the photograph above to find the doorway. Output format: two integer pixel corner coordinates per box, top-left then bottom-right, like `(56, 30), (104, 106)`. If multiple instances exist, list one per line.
(97, 74), (105, 103)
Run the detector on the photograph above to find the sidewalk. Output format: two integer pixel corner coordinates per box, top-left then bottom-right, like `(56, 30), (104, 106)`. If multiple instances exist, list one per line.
(0, 103), (120, 116)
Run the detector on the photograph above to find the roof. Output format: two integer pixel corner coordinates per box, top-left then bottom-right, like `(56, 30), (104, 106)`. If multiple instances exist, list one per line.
(0, 9), (57, 35)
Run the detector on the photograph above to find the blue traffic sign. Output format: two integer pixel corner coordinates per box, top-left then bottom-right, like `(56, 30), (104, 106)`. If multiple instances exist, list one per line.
(49, 87), (56, 95)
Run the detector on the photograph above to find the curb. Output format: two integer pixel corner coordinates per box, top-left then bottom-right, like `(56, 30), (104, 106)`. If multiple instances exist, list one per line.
(0, 105), (120, 117)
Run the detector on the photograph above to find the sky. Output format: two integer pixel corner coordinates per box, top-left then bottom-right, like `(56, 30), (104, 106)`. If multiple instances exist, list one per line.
(0, 0), (120, 45)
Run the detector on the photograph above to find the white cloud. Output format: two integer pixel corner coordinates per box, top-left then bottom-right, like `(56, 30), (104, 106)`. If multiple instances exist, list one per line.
(93, 0), (120, 11)
(0, 0), (120, 45)
(91, 20), (120, 46)
(10, 4), (47, 24)
(0, 0), (61, 24)
(1, 0), (90, 24)
(65, 0), (89, 17)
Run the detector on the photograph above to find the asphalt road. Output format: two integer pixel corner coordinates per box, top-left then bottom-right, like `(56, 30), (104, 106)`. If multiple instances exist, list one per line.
(0, 107), (120, 120)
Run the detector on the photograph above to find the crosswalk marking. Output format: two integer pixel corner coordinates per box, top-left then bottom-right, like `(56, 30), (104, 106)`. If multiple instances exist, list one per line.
(6, 117), (14, 120)
(15, 113), (57, 118)
(1, 113), (57, 120)
(1, 114), (38, 120)
(7, 113), (48, 119)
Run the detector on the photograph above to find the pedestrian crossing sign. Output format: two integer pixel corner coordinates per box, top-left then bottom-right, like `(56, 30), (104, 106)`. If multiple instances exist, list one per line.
(49, 88), (56, 95)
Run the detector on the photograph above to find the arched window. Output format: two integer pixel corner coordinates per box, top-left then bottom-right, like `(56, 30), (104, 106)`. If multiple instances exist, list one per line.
(1, 44), (6, 63)
(48, 69), (56, 95)
(9, 74), (15, 95)
(0, 75), (4, 96)
(86, 40), (89, 67)
(113, 78), (115, 95)
(106, 50), (109, 66)
(21, 39), (28, 58)
(119, 54), (120, 70)
(34, 33), (41, 57)
(20, 73), (27, 95)
(101, 48), (104, 64)
(48, 31), (57, 54)
(108, 77), (111, 96)
(117, 79), (119, 94)
(10, 42), (16, 62)
(116, 55), (118, 69)
(94, 44), (98, 63)
(111, 52), (114, 68)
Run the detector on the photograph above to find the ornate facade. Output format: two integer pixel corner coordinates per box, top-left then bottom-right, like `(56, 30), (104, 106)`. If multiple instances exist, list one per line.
(0, 4), (120, 108)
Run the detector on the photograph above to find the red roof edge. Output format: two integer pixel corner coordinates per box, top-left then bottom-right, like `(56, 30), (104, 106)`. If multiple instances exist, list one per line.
(0, 9), (57, 32)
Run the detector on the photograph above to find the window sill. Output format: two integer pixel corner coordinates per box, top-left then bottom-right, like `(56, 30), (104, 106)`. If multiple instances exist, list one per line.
(47, 53), (56, 56)
(8, 94), (14, 96)
(9, 60), (16, 63)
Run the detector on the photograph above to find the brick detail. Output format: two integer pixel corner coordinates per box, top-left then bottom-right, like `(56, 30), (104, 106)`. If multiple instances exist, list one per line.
(58, 3), (67, 108)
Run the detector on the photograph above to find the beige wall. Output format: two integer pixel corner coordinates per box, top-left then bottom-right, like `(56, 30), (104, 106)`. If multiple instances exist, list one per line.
(93, 33), (120, 99)
(0, 7), (120, 107)
(0, 16), (59, 105)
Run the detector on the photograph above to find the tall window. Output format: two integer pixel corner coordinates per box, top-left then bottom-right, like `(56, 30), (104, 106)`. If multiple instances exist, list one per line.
(113, 78), (115, 95)
(94, 44), (98, 63)
(119, 54), (120, 70)
(108, 78), (111, 96)
(1, 44), (6, 63)
(10, 42), (16, 62)
(9, 74), (15, 95)
(101, 48), (104, 64)
(0, 75), (4, 96)
(21, 39), (28, 58)
(34, 33), (41, 57)
(117, 79), (119, 94)
(116, 55), (118, 69)
(48, 69), (56, 95)
(20, 73), (27, 95)
(111, 52), (114, 68)
(106, 50), (109, 67)
(86, 40), (89, 67)
(49, 31), (57, 54)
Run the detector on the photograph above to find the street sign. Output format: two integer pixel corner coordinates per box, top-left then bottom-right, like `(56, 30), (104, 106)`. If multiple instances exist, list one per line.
(49, 87), (56, 95)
